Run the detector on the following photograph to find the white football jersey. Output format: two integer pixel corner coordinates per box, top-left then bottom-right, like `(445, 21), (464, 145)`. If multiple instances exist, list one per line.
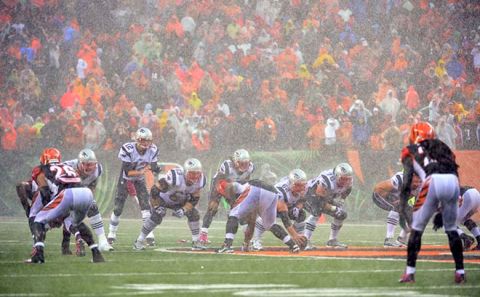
(159, 167), (206, 207)
(63, 159), (103, 188)
(214, 159), (255, 182)
(275, 176), (303, 207)
(306, 169), (351, 201)
(118, 141), (158, 180)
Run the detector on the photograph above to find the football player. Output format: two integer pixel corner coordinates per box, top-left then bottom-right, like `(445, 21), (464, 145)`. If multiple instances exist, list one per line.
(399, 122), (465, 284)
(107, 128), (160, 246)
(215, 178), (306, 253)
(133, 158), (206, 250)
(27, 148), (104, 263)
(250, 169), (308, 251)
(62, 149), (113, 252)
(372, 172), (421, 247)
(303, 163), (353, 249)
(432, 186), (480, 251)
(199, 149), (255, 245)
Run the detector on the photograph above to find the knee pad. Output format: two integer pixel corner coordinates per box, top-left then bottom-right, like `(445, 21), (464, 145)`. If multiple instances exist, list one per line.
(464, 219), (478, 231)
(150, 208), (165, 224)
(87, 202), (99, 217)
(334, 208), (347, 221)
(186, 208), (200, 222)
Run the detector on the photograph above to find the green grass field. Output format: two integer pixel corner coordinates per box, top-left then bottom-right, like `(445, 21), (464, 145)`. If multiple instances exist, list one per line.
(0, 217), (479, 297)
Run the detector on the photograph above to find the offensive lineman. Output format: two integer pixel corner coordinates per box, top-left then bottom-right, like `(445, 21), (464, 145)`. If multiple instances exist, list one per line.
(250, 169), (308, 251)
(199, 149), (255, 245)
(62, 148), (113, 252)
(107, 128), (160, 245)
(303, 163), (354, 249)
(372, 171), (421, 247)
(133, 158), (206, 250)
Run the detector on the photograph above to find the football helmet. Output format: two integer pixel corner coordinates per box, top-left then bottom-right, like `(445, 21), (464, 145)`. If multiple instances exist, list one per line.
(135, 127), (153, 150)
(409, 121), (435, 144)
(40, 148), (61, 165)
(78, 148), (98, 175)
(233, 149), (250, 172)
(333, 163), (353, 187)
(184, 158), (202, 184)
(288, 168), (307, 196)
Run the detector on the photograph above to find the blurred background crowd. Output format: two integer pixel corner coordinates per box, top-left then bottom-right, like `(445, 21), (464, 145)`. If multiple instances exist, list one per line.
(1, 0), (480, 164)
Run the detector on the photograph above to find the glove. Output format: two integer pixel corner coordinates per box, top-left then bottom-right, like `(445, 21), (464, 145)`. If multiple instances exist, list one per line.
(432, 212), (443, 231)
(173, 208), (185, 218)
(333, 206), (347, 220)
(289, 207), (300, 220)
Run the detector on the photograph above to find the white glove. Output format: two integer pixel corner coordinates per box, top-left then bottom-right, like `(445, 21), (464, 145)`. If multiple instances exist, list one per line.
(173, 208), (185, 218)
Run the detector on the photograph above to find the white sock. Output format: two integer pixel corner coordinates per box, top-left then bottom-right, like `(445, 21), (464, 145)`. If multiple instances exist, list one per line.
(304, 215), (317, 240)
(252, 217), (265, 241)
(89, 214), (105, 238)
(200, 227), (209, 234)
(109, 213), (120, 236)
(189, 221), (200, 242)
(386, 211), (399, 238)
(406, 266), (415, 274)
(141, 210), (155, 239)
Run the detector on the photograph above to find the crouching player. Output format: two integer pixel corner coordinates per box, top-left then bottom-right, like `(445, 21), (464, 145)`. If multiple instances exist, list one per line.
(432, 186), (480, 251)
(214, 177), (306, 253)
(303, 163), (353, 249)
(250, 169), (308, 251)
(133, 158), (206, 250)
(27, 148), (104, 263)
(372, 171), (421, 247)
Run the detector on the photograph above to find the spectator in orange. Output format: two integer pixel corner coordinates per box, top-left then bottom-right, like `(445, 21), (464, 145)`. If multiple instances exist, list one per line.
(191, 122), (210, 152)
(306, 119), (324, 150)
(405, 85), (420, 112)
(0, 118), (17, 151)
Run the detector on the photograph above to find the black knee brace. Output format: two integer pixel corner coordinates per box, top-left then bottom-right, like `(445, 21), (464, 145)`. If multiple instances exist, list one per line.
(464, 219), (478, 232)
(87, 202), (99, 218)
(186, 208), (200, 222)
(270, 224), (288, 240)
(75, 222), (95, 246)
(225, 216), (239, 234)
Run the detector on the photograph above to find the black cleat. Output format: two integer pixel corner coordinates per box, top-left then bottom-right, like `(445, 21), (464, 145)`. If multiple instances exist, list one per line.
(145, 238), (156, 247)
(27, 246), (45, 264)
(92, 247), (105, 263)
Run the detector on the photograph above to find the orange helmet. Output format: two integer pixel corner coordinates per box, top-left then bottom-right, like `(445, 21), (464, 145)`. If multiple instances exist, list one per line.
(409, 122), (435, 144)
(40, 148), (62, 165)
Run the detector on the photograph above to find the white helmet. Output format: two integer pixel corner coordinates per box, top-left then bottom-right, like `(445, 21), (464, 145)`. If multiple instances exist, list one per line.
(333, 163), (353, 187)
(78, 148), (97, 175)
(288, 168), (307, 195)
(135, 127), (153, 150)
(184, 158), (203, 184)
(233, 149), (250, 172)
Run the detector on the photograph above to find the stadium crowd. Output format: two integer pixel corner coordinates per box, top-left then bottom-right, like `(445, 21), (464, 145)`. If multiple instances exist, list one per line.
(1, 0), (480, 160)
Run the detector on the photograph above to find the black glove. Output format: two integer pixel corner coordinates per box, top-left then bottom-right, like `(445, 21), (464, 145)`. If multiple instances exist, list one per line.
(432, 212), (443, 231)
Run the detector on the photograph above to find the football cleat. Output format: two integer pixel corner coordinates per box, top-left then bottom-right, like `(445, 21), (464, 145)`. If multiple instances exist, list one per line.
(192, 241), (206, 251)
(326, 239), (348, 249)
(76, 239), (86, 257)
(92, 247), (105, 263)
(304, 240), (316, 251)
(251, 239), (263, 251)
(133, 240), (146, 251)
(454, 272), (466, 284)
(28, 246), (45, 264)
(145, 237), (156, 247)
(217, 244), (234, 254)
(384, 237), (402, 248)
(98, 241), (114, 252)
(460, 233), (475, 251)
(397, 235), (407, 246)
(399, 273), (415, 283)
